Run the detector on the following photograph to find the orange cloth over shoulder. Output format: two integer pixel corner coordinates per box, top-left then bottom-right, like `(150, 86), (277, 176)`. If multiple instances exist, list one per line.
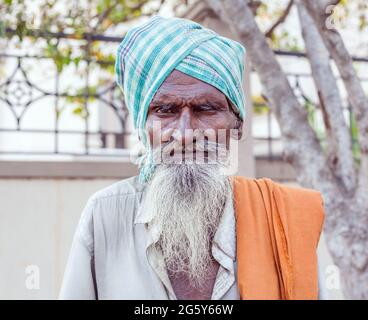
(230, 176), (325, 300)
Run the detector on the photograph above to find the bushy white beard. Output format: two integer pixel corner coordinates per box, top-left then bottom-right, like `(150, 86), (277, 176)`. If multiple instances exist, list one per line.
(145, 162), (231, 288)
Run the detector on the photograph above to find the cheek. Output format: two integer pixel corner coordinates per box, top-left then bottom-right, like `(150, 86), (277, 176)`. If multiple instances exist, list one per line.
(216, 115), (240, 146)
(145, 117), (171, 148)
(198, 113), (236, 131)
(196, 114), (236, 147)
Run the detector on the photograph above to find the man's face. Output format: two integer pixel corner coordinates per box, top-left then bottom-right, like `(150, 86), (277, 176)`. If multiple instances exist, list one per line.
(145, 69), (241, 162)
(143, 70), (240, 287)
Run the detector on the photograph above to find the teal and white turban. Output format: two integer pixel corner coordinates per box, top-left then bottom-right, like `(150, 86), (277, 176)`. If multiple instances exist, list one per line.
(115, 15), (246, 182)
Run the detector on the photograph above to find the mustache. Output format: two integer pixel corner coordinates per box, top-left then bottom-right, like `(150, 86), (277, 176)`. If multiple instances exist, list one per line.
(152, 139), (229, 163)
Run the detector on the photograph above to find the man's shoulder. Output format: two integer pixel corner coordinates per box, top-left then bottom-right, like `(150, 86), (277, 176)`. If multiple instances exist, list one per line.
(233, 175), (322, 197)
(76, 175), (144, 248)
(80, 174), (144, 225)
(88, 175), (144, 204)
(232, 175), (324, 215)
(265, 178), (324, 204)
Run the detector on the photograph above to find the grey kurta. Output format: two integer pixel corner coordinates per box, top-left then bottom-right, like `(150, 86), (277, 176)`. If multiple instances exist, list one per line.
(59, 175), (328, 300)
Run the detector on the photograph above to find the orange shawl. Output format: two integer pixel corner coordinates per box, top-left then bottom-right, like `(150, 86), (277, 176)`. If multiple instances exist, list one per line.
(231, 176), (325, 300)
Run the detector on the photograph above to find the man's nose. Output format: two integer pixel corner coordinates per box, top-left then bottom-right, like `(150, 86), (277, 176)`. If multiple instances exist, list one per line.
(176, 107), (195, 146)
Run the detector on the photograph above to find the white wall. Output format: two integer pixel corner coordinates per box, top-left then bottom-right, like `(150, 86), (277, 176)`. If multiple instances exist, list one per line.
(0, 178), (119, 299)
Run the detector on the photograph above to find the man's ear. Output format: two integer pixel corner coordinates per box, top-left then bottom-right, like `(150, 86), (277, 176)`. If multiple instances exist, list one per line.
(231, 117), (243, 140)
(226, 97), (243, 140)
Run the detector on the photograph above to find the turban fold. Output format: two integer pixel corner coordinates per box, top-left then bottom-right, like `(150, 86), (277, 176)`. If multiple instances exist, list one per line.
(114, 15), (246, 182)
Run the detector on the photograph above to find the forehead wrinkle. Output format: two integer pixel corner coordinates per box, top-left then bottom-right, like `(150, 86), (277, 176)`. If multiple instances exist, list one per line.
(150, 96), (228, 108)
(151, 86), (228, 106)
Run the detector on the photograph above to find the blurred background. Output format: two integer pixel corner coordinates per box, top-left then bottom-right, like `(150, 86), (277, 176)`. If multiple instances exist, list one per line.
(1, 0), (367, 299)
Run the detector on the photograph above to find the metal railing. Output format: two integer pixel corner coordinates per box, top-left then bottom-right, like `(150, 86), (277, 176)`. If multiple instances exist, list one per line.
(0, 30), (129, 156)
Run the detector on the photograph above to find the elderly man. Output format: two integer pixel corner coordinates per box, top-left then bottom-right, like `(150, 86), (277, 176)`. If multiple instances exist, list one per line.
(59, 16), (327, 300)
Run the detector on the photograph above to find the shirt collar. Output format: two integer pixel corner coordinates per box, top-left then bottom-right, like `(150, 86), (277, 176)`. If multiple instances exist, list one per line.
(212, 186), (236, 261)
(134, 183), (154, 224)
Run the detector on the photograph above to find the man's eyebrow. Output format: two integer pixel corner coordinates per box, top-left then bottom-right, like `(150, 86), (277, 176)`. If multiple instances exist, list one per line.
(149, 97), (228, 107)
(149, 98), (174, 106)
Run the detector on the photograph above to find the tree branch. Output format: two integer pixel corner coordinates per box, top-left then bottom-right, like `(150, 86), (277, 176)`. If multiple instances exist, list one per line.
(296, 0), (356, 195)
(265, 0), (294, 39)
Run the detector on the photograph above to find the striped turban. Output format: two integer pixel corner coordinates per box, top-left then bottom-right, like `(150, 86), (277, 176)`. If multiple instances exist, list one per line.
(115, 15), (246, 182)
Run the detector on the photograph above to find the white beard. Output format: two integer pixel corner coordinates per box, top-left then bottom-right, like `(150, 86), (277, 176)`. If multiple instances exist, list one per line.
(144, 162), (231, 288)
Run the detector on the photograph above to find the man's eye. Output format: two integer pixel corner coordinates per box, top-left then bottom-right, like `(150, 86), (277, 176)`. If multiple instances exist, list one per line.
(196, 104), (217, 111)
(154, 106), (175, 114)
